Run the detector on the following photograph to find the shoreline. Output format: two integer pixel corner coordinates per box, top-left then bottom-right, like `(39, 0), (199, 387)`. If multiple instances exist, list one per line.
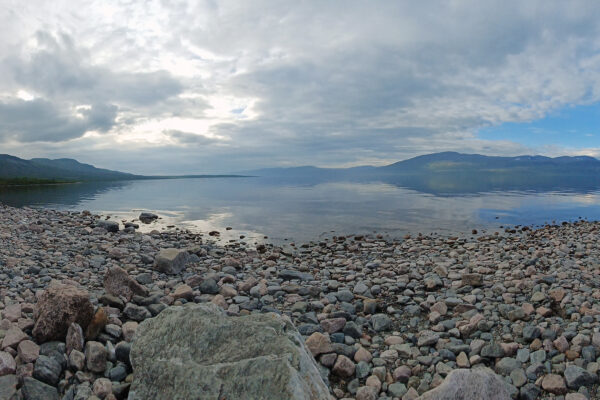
(1, 203), (600, 399)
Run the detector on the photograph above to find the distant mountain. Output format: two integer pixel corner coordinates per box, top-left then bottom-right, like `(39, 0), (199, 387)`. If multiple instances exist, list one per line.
(0, 154), (139, 181)
(0, 154), (249, 184)
(246, 152), (600, 177)
(380, 151), (600, 173)
(242, 152), (600, 194)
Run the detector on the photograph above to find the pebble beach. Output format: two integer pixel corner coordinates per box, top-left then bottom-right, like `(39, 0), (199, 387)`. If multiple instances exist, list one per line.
(1, 202), (600, 399)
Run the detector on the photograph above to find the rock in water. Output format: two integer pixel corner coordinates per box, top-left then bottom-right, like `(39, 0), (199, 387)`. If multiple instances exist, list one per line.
(128, 303), (331, 400)
(153, 248), (191, 274)
(418, 368), (511, 400)
(32, 284), (94, 343)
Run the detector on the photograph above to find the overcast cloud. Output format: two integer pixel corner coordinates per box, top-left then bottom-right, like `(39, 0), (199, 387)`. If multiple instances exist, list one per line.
(1, 1), (600, 174)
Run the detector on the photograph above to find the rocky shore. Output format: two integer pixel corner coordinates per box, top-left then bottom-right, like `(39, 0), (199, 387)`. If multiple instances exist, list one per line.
(1, 203), (600, 399)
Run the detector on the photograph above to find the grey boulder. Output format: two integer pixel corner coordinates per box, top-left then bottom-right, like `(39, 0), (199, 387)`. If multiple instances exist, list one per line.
(128, 303), (331, 400)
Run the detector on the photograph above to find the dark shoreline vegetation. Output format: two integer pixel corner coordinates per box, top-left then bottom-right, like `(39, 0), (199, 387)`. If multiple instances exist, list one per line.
(0, 177), (76, 186)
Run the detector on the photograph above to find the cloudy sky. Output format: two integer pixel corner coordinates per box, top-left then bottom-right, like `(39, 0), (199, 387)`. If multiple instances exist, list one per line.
(1, 1), (600, 174)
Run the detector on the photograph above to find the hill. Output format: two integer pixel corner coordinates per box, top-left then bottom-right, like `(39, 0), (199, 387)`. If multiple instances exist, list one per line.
(0, 154), (139, 182)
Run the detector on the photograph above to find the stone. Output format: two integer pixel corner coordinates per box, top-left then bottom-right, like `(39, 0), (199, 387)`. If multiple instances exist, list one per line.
(2, 327), (27, 349)
(32, 355), (62, 386)
(96, 220), (119, 232)
(128, 304), (330, 400)
(21, 377), (59, 400)
(123, 304), (151, 321)
(139, 212), (158, 223)
(153, 248), (191, 274)
(541, 374), (567, 394)
(371, 314), (391, 332)
(104, 266), (148, 301)
(172, 284), (194, 300)
(320, 318), (346, 334)
(510, 368), (527, 387)
(495, 357), (520, 375)
(305, 332), (333, 357)
(0, 374), (18, 399)
(481, 343), (504, 358)
(417, 368), (511, 399)
(93, 377), (113, 398)
(417, 330), (439, 347)
(122, 321), (138, 342)
(522, 325), (541, 342)
(18, 340), (40, 363)
(0, 352), (16, 376)
(85, 341), (107, 373)
(86, 307), (108, 340)
(354, 347), (372, 363)
(461, 273), (483, 287)
(563, 365), (597, 389)
(388, 382), (408, 397)
(332, 354), (355, 378)
(32, 283), (94, 343)
(279, 270), (313, 281)
(2, 304), (21, 322)
(66, 323), (84, 355)
(69, 350), (85, 371)
(356, 385), (378, 400)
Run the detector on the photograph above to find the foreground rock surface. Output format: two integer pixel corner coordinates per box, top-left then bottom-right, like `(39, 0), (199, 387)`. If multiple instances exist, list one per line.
(2, 204), (600, 399)
(128, 303), (331, 400)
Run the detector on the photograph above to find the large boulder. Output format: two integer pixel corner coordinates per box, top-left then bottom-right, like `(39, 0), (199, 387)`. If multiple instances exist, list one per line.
(104, 266), (148, 301)
(153, 248), (190, 274)
(128, 303), (331, 400)
(32, 284), (94, 343)
(418, 368), (511, 400)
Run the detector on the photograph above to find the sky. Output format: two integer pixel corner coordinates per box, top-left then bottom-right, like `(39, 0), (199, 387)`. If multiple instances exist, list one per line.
(1, 1), (600, 174)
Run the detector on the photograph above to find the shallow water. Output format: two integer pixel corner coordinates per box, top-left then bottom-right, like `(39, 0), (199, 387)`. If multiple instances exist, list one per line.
(1, 177), (600, 242)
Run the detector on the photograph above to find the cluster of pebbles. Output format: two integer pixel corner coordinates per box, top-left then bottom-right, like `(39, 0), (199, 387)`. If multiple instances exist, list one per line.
(1, 203), (600, 400)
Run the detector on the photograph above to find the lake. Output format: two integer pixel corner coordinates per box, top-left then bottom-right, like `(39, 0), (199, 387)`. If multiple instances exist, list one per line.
(1, 176), (600, 243)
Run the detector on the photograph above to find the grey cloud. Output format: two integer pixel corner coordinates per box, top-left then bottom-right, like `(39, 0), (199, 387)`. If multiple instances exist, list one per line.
(2, 1), (600, 172)
(164, 130), (220, 145)
(0, 99), (117, 142)
(12, 32), (183, 107)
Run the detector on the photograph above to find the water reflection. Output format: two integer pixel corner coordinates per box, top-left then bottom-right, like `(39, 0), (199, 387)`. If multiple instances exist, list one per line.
(1, 176), (600, 242)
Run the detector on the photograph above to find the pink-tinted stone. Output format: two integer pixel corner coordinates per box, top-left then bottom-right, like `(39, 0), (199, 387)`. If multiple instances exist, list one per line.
(171, 284), (194, 300)
(33, 283), (94, 342)
(332, 354), (355, 377)
(17, 340), (39, 363)
(1, 327), (27, 350)
(354, 347), (373, 363)
(0, 351), (16, 375)
(104, 266), (148, 301)
(66, 322), (84, 355)
(2, 304), (21, 322)
(93, 377), (113, 398)
(305, 332), (333, 357)
(393, 366), (412, 383)
(542, 374), (567, 394)
(554, 336), (569, 353)
(320, 318), (346, 334)
(122, 321), (139, 342)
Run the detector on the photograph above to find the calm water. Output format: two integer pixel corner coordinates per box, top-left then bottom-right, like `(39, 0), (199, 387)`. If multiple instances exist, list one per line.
(1, 177), (600, 243)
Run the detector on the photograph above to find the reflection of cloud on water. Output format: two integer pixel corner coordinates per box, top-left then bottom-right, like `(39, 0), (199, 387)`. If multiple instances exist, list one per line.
(8, 178), (600, 243)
